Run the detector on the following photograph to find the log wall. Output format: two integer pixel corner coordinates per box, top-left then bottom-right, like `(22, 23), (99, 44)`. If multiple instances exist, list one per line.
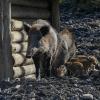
(11, 19), (35, 79)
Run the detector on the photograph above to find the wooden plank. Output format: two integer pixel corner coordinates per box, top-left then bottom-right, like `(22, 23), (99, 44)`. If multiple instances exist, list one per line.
(0, 1), (5, 80)
(11, 0), (48, 8)
(51, 0), (60, 31)
(13, 64), (36, 78)
(0, 0), (13, 80)
(12, 6), (50, 19)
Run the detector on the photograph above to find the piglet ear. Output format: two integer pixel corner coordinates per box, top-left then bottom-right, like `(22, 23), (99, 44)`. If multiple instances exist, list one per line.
(40, 26), (49, 36)
(23, 22), (32, 33)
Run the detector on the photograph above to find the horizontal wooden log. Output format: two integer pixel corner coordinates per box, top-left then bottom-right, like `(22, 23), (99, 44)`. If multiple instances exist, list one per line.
(22, 52), (26, 56)
(10, 31), (28, 42)
(12, 42), (28, 53)
(15, 18), (37, 24)
(22, 30), (28, 42)
(24, 74), (36, 80)
(14, 18), (44, 24)
(22, 53), (34, 65)
(11, 0), (48, 8)
(14, 18), (50, 25)
(12, 53), (25, 66)
(12, 53), (34, 66)
(24, 58), (34, 65)
(13, 64), (36, 78)
(21, 52), (34, 64)
(10, 31), (22, 43)
(21, 42), (28, 52)
(12, 6), (50, 19)
(12, 43), (22, 53)
(11, 19), (23, 31)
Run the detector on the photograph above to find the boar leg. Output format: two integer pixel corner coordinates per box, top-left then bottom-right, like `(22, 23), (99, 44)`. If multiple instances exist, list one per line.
(33, 57), (41, 80)
(43, 53), (51, 77)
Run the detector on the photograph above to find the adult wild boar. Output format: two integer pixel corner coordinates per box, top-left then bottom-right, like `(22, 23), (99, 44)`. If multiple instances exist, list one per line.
(24, 19), (76, 79)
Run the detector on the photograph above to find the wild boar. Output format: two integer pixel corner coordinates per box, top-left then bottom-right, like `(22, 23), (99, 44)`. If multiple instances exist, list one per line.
(24, 19), (76, 79)
(69, 55), (98, 75)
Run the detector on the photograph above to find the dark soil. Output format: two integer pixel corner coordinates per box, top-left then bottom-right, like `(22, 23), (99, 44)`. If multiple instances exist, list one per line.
(60, 2), (100, 60)
(0, 2), (100, 100)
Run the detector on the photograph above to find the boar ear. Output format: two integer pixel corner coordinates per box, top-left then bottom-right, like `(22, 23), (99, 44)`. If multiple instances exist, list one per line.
(24, 22), (31, 33)
(40, 26), (49, 36)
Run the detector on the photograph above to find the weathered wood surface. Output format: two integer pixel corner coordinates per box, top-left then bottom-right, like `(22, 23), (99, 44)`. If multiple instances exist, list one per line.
(11, 19), (23, 31)
(51, 0), (60, 31)
(12, 6), (50, 19)
(12, 43), (22, 53)
(0, 0), (13, 80)
(21, 42), (28, 52)
(11, 0), (48, 8)
(13, 64), (36, 78)
(12, 53), (25, 66)
(10, 31), (28, 42)
(21, 30), (28, 42)
(22, 53), (34, 65)
(24, 58), (34, 66)
(14, 18), (40, 24)
(12, 42), (28, 53)
(11, 31), (22, 43)
(24, 74), (36, 80)
(12, 53), (34, 66)
(0, 1), (5, 80)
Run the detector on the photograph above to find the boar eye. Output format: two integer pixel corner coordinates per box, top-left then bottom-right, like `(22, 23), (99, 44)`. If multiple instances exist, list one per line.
(40, 26), (49, 36)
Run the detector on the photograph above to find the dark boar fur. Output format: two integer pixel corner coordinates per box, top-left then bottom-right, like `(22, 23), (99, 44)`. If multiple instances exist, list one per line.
(69, 55), (98, 75)
(65, 61), (84, 76)
(24, 19), (76, 80)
